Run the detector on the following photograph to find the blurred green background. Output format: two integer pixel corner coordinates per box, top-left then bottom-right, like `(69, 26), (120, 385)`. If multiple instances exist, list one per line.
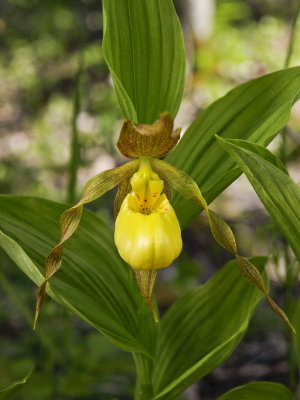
(1, 0), (300, 399)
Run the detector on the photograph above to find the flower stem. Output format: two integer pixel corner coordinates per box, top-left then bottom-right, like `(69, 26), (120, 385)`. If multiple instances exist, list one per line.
(67, 50), (84, 203)
(133, 352), (154, 400)
(284, 0), (300, 68)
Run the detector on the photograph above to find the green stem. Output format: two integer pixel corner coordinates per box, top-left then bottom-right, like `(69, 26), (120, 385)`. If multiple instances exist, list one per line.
(0, 270), (56, 374)
(281, 236), (298, 388)
(284, 0), (300, 68)
(133, 352), (154, 400)
(280, 0), (300, 164)
(67, 51), (84, 203)
(279, 7), (300, 381)
(284, 282), (297, 388)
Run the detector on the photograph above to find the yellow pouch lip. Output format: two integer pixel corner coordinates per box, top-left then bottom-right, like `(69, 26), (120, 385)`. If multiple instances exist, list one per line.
(115, 192), (182, 270)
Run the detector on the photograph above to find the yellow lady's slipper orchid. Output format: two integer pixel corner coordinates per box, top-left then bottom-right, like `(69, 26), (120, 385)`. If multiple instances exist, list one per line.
(35, 113), (295, 332)
(114, 160), (182, 270)
(34, 114), (181, 326)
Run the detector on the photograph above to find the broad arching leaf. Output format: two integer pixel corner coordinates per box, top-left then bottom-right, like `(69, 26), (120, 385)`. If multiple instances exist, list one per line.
(218, 138), (300, 264)
(150, 257), (267, 400)
(216, 381), (294, 400)
(167, 67), (300, 227)
(0, 196), (157, 356)
(102, 0), (185, 123)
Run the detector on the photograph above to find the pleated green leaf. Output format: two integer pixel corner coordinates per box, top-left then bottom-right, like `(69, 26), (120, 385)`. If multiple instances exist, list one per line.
(217, 137), (300, 263)
(167, 67), (300, 227)
(0, 196), (157, 356)
(102, 0), (185, 123)
(150, 257), (267, 400)
(216, 381), (295, 400)
(0, 367), (33, 400)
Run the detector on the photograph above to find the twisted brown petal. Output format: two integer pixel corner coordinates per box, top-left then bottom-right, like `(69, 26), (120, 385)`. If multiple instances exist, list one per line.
(34, 160), (140, 329)
(151, 158), (295, 333)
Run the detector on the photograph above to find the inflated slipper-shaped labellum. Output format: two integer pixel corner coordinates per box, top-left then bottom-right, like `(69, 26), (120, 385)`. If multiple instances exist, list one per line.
(114, 160), (182, 270)
(114, 160), (182, 321)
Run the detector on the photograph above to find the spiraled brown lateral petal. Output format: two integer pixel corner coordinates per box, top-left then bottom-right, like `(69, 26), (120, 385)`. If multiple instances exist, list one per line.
(117, 113), (181, 158)
(266, 295), (296, 334)
(151, 158), (295, 333)
(34, 159), (140, 329)
(208, 210), (237, 254)
(235, 255), (266, 293)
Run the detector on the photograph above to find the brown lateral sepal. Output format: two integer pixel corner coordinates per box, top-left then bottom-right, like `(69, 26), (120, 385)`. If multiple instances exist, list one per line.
(132, 269), (159, 322)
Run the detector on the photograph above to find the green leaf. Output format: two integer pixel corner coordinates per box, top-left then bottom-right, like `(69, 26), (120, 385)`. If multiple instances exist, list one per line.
(167, 67), (300, 227)
(102, 0), (185, 123)
(216, 381), (295, 400)
(0, 196), (157, 356)
(217, 137), (300, 264)
(0, 367), (33, 400)
(150, 257), (267, 400)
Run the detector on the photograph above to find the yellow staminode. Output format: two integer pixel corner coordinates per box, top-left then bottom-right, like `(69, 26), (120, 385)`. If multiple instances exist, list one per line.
(114, 159), (182, 270)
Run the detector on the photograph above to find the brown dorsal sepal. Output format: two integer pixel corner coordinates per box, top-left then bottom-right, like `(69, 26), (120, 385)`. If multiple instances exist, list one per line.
(117, 113), (181, 158)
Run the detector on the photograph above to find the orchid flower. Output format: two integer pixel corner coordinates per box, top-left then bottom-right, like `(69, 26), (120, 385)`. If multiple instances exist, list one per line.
(34, 113), (295, 333)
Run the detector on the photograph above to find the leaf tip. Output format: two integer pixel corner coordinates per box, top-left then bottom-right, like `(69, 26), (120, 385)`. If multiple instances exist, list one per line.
(33, 313), (38, 331)
(33, 281), (47, 330)
(214, 134), (224, 144)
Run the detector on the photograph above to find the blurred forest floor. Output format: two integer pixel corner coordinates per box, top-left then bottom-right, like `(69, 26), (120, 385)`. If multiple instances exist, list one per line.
(1, 0), (300, 399)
